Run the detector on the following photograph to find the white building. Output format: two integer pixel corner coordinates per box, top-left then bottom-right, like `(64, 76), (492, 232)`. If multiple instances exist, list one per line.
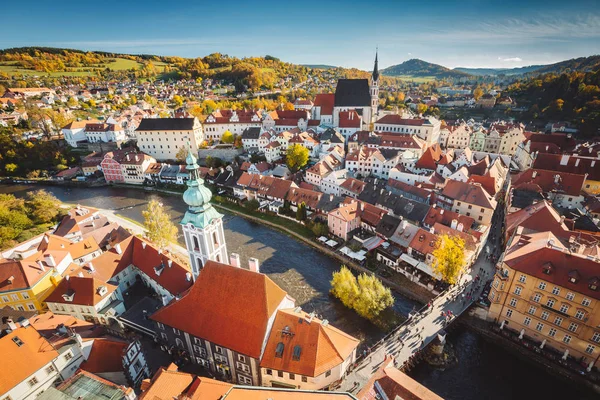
(374, 115), (441, 145)
(84, 123), (127, 144)
(120, 152), (155, 185)
(61, 120), (99, 148)
(203, 109), (262, 141)
(136, 118), (204, 161)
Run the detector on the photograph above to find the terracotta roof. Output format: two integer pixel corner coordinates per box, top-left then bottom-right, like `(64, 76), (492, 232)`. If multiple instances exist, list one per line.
(80, 338), (127, 374)
(338, 110), (361, 128)
(44, 276), (117, 306)
(340, 178), (366, 194)
(423, 206), (475, 231)
(512, 168), (585, 197)
(260, 309), (358, 377)
(468, 175), (497, 195)
(313, 94), (335, 115)
(378, 134), (423, 149)
(139, 364), (195, 400)
(415, 144), (443, 170)
(286, 187), (323, 209)
(28, 312), (94, 335)
(306, 161), (333, 178)
(376, 115), (426, 126)
(62, 119), (100, 130)
(505, 200), (568, 238)
(151, 261), (290, 358)
(0, 326), (59, 395)
(358, 356), (443, 400)
(441, 180), (496, 209)
(222, 387), (355, 399)
(204, 109), (261, 124)
(331, 202), (359, 222)
(0, 258), (50, 293)
(504, 234), (600, 301)
(68, 237), (100, 260)
(533, 154), (600, 181)
(409, 229), (438, 256)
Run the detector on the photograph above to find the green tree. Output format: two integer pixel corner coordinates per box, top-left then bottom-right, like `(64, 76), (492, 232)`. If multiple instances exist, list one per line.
(310, 222), (329, 237)
(221, 130), (234, 144)
(473, 87), (484, 100)
(245, 199), (260, 212)
(296, 202), (307, 221)
(142, 200), (178, 250)
(5, 163), (17, 174)
(353, 273), (394, 319)
(416, 103), (427, 115)
(286, 144), (309, 172)
(432, 234), (466, 285)
(26, 190), (60, 223)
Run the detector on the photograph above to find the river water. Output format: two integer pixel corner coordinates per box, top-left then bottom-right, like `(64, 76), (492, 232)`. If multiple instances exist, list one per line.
(1, 184), (593, 399)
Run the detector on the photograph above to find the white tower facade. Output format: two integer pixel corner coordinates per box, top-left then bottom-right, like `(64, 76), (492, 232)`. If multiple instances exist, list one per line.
(370, 50), (380, 124)
(180, 149), (228, 279)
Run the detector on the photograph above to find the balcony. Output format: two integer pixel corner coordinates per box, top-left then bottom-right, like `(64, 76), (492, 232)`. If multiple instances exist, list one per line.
(541, 304), (570, 318)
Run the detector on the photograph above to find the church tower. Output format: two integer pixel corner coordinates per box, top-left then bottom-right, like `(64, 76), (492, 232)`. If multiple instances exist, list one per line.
(370, 49), (380, 124)
(181, 149), (228, 280)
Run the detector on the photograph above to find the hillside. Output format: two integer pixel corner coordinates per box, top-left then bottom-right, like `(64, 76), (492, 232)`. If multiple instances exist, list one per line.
(302, 64), (337, 69)
(455, 55), (600, 77)
(381, 59), (470, 79)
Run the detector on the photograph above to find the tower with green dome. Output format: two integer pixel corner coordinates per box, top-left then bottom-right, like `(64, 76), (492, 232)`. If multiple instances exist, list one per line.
(181, 148), (228, 279)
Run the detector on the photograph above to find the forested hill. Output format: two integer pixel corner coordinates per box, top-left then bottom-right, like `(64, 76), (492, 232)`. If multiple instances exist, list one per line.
(455, 55), (600, 77)
(381, 59), (470, 79)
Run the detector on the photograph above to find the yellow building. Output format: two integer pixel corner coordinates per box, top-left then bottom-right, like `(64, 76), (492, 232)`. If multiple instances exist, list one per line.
(488, 230), (600, 369)
(0, 259), (62, 311)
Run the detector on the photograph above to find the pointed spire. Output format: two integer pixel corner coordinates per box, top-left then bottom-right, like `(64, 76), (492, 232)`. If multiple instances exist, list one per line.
(372, 47), (379, 83)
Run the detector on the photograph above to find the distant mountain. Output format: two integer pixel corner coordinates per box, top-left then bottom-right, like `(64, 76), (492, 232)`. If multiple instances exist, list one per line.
(454, 65), (544, 76)
(302, 64), (338, 69)
(454, 55), (600, 77)
(381, 59), (470, 79)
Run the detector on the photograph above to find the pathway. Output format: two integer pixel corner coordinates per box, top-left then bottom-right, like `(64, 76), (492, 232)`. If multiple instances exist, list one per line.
(340, 208), (505, 393)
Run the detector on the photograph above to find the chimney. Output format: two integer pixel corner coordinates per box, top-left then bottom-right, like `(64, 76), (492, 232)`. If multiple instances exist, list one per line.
(575, 158), (580, 167)
(115, 243), (122, 254)
(167, 259), (173, 268)
(135, 155), (139, 162)
(451, 219), (458, 230)
(7, 318), (18, 331)
(186, 272), (192, 282)
(37, 260), (45, 271)
(78, 272), (84, 277)
(44, 254), (56, 267)
(330, 194), (334, 201)
(532, 170), (538, 179)
(7, 276), (14, 284)
(142, 242), (147, 249)
(248, 257), (260, 273)
(230, 253), (241, 268)
(65, 275), (70, 281)
(560, 155), (569, 166)
(126, 154), (130, 161)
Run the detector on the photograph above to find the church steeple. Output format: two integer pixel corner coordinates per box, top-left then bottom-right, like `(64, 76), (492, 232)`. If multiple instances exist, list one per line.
(180, 147), (228, 279)
(372, 49), (379, 83)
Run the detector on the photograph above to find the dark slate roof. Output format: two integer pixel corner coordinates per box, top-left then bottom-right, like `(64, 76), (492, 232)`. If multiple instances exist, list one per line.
(376, 214), (401, 238)
(334, 79), (371, 107)
(136, 118), (196, 131)
(511, 189), (545, 210)
(242, 127), (261, 140)
(316, 194), (345, 213)
(319, 128), (345, 144)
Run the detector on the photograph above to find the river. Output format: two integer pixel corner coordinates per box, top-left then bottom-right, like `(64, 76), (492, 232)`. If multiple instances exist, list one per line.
(1, 184), (593, 399)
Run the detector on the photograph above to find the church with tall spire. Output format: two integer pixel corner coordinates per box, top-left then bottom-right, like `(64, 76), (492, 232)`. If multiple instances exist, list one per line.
(180, 148), (228, 280)
(370, 49), (380, 124)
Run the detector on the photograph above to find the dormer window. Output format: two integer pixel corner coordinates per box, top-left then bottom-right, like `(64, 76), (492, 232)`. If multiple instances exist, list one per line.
(292, 345), (302, 361)
(568, 270), (580, 284)
(62, 290), (75, 302)
(97, 286), (108, 296)
(542, 262), (553, 275)
(589, 277), (599, 291)
(275, 342), (284, 358)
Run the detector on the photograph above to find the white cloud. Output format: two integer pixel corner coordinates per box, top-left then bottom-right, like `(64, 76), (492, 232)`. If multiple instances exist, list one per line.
(498, 57), (523, 62)
(408, 52), (412, 55)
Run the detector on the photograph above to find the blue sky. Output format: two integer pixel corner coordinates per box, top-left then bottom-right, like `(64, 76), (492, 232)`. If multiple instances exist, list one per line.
(1, 0), (599, 69)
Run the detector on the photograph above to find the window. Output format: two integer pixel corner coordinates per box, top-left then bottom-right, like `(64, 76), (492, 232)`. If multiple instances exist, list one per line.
(538, 282), (547, 290)
(586, 345), (596, 354)
(506, 309), (513, 317)
(302, 376), (308, 383)
(215, 346), (223, 354)
(214, 354), (227, 363)
(194, 337), (201, 345)
(28, 377), (38, 387)
(523, 317), (531, 326)
(528, 306), (537, 315)
(518, 274), (527, 283)
(161, 333), (168, 341)
(289, 373), (295, 380)
(45, 365), (56, 374)
(157, 322), (164, 330)
(266, 369), (272, 375)
(278, 371), (284, 378)
(275, 342), (284, 358)
(292, 345), (302, 361)
(509, 298), (518, 307)
(21, 292), (30, 299)
(541, 311), (549, 320)
(554, 317), (564, 326)
(563, 335), (572, 344)
(566, 292), (575, 301)
(536, 323), (544, 331)
(325, 370), (331, 377)
(173, 328), (180, 335)
(592, 332), (600, 343)
(551, 287), (560, 295)
(175, 338), (184, 348)
(568, 323), (578, 332)
(11, 294), (19, 301)
(548, 328), (557, 337)
(514, 287), (522, 296)
(546, 299), (556, 308)
(64, 353), (73, 361)
(582, 298), (591, 307)
(559, 304), (569, 314)
(237, 355), (246, 363)
(533, 294), (542, 303)
(236, 362), (250, 373)
(238, 375), (252, 385)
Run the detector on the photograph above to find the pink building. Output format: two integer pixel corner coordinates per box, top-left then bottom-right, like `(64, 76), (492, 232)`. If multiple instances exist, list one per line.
(100, 150), (126, 183)
(328, 201), (361, 241)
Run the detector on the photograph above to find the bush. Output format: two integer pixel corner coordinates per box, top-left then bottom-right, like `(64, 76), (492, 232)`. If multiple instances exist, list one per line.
(245, 199), (260, 212)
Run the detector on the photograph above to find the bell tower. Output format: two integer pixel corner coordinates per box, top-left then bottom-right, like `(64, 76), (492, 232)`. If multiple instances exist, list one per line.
(180, 148), (228, 279)
(370, 49), (380, 124)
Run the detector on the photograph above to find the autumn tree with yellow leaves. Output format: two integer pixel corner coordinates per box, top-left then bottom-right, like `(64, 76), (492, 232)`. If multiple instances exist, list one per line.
(432, 234), (466, 285)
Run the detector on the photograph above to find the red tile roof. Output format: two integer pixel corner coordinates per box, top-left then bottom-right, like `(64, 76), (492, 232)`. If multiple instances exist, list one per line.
(376, 115), (426, 126)
(260, 309), (358, 377)
(423, 206), (474, 232)
(80, 338), (127, 373)
(44, 276), (117, 306)
(338, 110), (361, 128)
(415, 144), (443, 170)
(314, 94), (335, 115)
(151, 261), (290, 358)
(511, 169), (585, 197)
(533, 154), (600, 181)
(286, 187), (323, 209)
(441, 180), (496, 209)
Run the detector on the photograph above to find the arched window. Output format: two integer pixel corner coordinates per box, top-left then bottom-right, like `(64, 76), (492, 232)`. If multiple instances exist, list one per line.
(176, 338), (184, 348)
(193, 236), (199, 251)
(213, 231), (219, 246)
